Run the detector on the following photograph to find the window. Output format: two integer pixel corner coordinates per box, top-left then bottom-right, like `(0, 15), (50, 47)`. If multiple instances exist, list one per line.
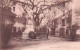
(62, 19), (65, 26)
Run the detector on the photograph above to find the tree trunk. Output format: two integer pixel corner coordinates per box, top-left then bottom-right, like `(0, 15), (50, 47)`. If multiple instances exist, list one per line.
(34, 15), (40, 27)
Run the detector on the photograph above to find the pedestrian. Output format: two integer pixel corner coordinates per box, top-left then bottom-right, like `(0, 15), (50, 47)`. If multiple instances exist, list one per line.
(18, 28), (22, 38)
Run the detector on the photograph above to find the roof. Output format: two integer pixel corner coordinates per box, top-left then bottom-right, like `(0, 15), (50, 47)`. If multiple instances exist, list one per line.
(14, 17), (26, 24)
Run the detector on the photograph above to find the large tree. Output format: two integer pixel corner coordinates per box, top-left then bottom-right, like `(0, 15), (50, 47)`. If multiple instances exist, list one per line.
(11, 0), (71, 27)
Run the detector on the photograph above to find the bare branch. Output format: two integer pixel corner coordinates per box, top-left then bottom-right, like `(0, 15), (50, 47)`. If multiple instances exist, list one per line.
(29, 0), (35, 9)
(36, 1), (45, 6)
(16, 1), (32, 6)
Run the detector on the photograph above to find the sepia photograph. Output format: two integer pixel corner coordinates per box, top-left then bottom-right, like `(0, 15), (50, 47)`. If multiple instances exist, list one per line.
(0, 0), (80, 50)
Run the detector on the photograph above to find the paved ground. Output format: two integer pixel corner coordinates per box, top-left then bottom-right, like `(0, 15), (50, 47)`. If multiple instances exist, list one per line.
(3, 36), (80, 50)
